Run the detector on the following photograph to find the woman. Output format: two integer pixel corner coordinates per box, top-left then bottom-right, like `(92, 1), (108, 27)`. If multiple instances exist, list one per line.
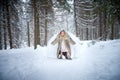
(51, 30), (76, 60)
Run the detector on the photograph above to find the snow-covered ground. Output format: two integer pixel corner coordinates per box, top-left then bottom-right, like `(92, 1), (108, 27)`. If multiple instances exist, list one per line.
(0, 33), (120, 80)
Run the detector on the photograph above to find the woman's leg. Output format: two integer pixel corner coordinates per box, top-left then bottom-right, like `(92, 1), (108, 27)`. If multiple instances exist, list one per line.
(62, 52), (71, 60)
(66, 52), (72, 60)
(62, 52), (68, 59)
(58, 51), (62, 59)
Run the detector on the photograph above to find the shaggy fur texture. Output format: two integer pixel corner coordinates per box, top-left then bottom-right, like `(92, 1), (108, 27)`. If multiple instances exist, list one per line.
(51, 31), (76, 59)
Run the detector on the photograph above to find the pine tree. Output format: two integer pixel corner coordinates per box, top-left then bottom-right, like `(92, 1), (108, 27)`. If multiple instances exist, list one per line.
(34, 0), (37, 49)
(27, 22), (30, 47)
(6, 1), (13, 49)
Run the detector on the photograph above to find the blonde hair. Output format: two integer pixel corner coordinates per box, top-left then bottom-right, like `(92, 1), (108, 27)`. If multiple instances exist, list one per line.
(59, 30), (67, 39)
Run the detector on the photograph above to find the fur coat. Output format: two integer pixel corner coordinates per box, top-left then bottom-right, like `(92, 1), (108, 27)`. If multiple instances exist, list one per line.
(51, 33), (76, 58)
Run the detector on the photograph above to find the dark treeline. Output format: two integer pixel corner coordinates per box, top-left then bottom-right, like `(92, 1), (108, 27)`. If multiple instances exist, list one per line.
(74, 0), (120, 40)
(0, 0), (20, 49)
(0, 0), (120, 50)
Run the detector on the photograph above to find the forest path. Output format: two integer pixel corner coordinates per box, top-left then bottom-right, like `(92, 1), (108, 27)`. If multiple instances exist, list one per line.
(0, 38), (120, 80)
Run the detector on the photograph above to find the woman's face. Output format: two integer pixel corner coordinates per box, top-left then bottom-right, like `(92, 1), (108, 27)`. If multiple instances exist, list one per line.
(60, 31), (65, 37)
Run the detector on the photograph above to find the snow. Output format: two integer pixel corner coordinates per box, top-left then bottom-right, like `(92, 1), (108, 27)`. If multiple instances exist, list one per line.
(0, 32), (120, 80)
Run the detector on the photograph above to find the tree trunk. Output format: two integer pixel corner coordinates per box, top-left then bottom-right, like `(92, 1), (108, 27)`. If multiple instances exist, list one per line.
(6, 2), (12, 49)
(86, 28), (88, 40)
(0, 22), (2, 50)
(27, 22), (30, 47)
(44, 8), (47, 46)
(4, 23), (7, 49)
(37, 14), (40, 45)
(110, 22), (114, 40)
(99, 12), (102, 38)
(103, 11), (107, 40)
(74, 0), (79, 37)
(34, 0), (37, 49)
